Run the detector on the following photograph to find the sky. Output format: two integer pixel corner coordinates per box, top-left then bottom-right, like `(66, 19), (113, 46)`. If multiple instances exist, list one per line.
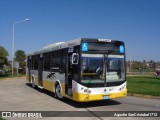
(0, 0), (160, 61)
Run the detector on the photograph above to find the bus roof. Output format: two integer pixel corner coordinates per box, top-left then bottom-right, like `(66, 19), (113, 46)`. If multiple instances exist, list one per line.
(27, 38), (123, 56)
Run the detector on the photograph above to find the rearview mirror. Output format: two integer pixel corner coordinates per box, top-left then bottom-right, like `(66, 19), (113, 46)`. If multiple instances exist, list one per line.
(72, 53), (79, 65)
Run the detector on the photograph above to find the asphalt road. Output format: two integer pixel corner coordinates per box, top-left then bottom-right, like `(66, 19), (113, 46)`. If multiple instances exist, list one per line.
(0, 78), (159, 120)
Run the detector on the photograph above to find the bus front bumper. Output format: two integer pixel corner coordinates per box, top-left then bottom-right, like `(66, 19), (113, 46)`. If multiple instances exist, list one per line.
(72, 89), (127, 102)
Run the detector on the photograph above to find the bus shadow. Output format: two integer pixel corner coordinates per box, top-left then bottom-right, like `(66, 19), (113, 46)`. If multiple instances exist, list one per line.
(26, 83), (121, 108)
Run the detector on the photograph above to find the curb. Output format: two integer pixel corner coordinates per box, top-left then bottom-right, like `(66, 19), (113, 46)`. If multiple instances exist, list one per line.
(128, 93), (160, 99)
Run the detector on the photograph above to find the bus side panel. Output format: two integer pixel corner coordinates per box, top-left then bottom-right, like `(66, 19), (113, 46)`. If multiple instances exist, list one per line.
(42, 71), (55, 92)
(30, 70), (38, 85)
(43, 80), (54, 92)
(35, 78), (38, 86)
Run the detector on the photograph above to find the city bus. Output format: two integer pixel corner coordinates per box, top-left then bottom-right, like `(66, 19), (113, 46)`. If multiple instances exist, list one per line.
(26, 38), (127, 102)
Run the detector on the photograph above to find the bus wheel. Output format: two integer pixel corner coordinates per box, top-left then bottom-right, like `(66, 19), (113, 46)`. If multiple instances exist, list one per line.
(55, 84), (63, 99)
(31, 76), (35, 88)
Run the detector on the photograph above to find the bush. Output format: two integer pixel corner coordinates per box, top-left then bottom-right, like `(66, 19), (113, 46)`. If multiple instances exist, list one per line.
(0, 69), (9, 77)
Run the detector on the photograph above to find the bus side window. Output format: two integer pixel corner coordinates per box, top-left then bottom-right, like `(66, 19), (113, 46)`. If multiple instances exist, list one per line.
(43, 52), (51, 71)
(61, 50), (66, 73)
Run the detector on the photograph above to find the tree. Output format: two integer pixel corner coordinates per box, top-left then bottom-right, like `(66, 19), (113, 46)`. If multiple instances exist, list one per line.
(15, 50), (26, 69)
(0, 45), (9, 68)
(131, 61), (143, 70)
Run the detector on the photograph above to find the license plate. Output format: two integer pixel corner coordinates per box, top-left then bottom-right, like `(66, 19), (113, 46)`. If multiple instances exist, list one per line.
(103, 96), (110, 100)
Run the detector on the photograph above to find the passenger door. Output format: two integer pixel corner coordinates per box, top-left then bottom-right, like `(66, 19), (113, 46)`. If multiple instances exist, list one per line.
(65, 46), (80, 96)
(38, 55), (43, 87)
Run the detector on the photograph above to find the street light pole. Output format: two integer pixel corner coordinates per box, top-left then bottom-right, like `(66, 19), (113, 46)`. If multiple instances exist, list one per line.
(12, 19), (30, 76)
(12, 24), (15, 76)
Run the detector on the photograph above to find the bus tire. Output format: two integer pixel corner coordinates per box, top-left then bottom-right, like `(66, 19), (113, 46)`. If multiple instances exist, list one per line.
(55, 84), (63, 99)
(31, 75), (35, 88)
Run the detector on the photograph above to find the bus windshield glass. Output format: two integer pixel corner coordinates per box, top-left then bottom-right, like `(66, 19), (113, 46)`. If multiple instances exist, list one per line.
(81, 54), (125, 84)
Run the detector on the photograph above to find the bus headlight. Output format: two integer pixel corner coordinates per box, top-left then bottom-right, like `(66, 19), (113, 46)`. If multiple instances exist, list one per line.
(119, 88), (122, 91)
(84, 89), (87, 93)
(119, 84), (126, 91)
(88, 90), (91, 94)
(84, 89), (91, 94)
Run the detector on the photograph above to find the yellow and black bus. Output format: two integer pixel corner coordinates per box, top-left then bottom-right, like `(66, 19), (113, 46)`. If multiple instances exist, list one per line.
(26, 38), (127, 102)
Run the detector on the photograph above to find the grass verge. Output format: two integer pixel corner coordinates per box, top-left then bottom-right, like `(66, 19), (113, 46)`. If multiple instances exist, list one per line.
(0, 74), (25, 80)
(127, 76), (160, 97)
(0, 118), (6, 120)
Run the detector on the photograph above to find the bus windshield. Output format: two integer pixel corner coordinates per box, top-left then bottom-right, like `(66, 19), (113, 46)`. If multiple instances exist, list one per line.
(81, 54), (125, 84)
